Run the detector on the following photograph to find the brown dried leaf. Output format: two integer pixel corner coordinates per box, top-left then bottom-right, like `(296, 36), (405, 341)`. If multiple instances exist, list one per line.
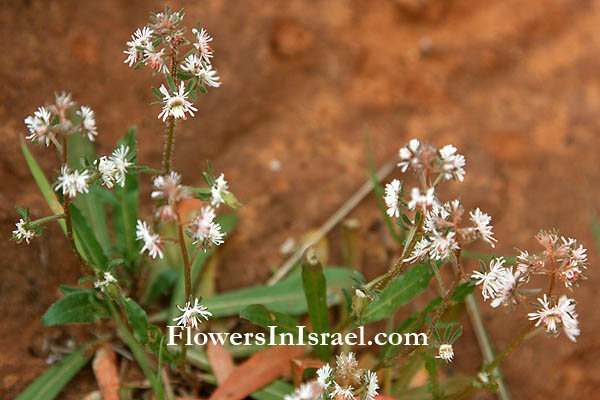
(91, 344), (120, 400)
(209, 345), (304, 400)
(207, 342), (235, 384)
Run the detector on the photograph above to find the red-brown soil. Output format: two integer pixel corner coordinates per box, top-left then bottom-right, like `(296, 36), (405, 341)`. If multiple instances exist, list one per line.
(1, 0), (600, 399)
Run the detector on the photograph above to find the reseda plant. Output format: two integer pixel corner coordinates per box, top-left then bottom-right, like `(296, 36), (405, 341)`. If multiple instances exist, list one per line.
(13, 7), (238, 400)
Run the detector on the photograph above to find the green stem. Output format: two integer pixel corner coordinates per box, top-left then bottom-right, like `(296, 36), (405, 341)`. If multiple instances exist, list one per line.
(107, 299), (165, 399)
(29, 213), (65, 226)
(175, 205), (192, 368)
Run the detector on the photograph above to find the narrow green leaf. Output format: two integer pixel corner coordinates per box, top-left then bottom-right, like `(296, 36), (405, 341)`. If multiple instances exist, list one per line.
(70, 203), (108, 269)
(240, 304), (307, 342)
(20, 140), (66, 233)
(358, 263), (433, 325)
(42, 290), (107, 325)
(166, 74), (176, 92)
(16, 344), (92, 400)
(204, 267), (352, 318)
(301, 249), (330, 361)
(152, 86), (165, 99)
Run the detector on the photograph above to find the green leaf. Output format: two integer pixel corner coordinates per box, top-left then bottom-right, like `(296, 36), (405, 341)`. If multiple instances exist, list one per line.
(166, 74), (176, 92)
(42, 290), (107, 325)
(145, 268), (178, 305)
(15, 344), (92, 400)
(358, 263), (433, 325)
(169, 214), (238, 322)
(20, 140), (66, 233)
(250, 380), (295, 400)
(240, 304), (307, 342)
(591, 212), (600, 257)
(113, 127), (140, 266)
(204, 267), (353, 318)
(301, 250), (330, 361)
(66, 132), (111, 248)
(152, 86), (165, 99)
(70, 203), (108, 269)
(123, 297), (162, 352)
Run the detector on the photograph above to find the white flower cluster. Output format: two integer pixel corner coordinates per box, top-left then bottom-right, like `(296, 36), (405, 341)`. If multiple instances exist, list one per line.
(397, 139), (465, 181)
(471, 257), (521, 308)
(95, 145), (133, 188)
(123, 8), (221, 121)
(472, 234), (584, 342)
(172, 297), (212, 329)
(12, 219), (35, 244)
(24, 92), (99, 147)
(384, 139), (494, 264)
(285, 352), (378, 400)
(516, 231), (588, 288)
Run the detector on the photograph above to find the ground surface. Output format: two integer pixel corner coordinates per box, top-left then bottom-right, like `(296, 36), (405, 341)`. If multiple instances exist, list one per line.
(1, 0), (600, 399)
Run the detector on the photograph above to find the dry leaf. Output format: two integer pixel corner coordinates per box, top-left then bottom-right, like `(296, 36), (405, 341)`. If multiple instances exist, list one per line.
(207, 342), (235, 384)
(209, 345), (304, 400)
(92, 344), (120, 400)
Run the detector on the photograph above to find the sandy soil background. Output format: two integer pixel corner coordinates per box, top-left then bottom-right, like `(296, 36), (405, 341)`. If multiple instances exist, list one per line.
(1, 0), (600, 398)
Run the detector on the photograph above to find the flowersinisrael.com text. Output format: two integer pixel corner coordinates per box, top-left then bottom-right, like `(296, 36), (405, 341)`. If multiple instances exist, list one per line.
(167, 325), (428, 347)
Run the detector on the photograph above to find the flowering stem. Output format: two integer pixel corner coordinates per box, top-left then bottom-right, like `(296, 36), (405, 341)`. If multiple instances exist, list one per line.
(162, 51), (179, 174)
(174, 204), (192, 368)
(29, 213), (65, 227)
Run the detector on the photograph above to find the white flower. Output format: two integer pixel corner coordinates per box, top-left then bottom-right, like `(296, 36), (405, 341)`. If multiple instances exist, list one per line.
(136, 220), (163, 259)
(404, 237), (431, 263)
(13, 219), (35, 244)
(316, 364), (332, 389)
(151, 171), (189, 204)
(384, 179), (402, 218)
(158, 81), (197, 122)
(144, 48), (168, 74)
(528, 295), (580, 342)
(94, 272), (117, 291)
(110, 145), (133, 186)
(332, 383), (354, 400)
(124, 27), (154, 66)
(429, 231), (459, 260)
(471, 257), (506, 300)
(436, 344), (454, 362)
(469, 208), (497, 247)
(210, 173), (229, 207)
(189, 207), (225, 250)
(96, 156), (118, 188)
(54, 91), (75, 112)
(407, 187), (436, 211)
(173, 297), (212, 329)
(77, 106), (98, 141)
(95, 145), (132, 188)
(364, 370), (379, 400)
(55, 166), (90, 198)
(490, 267), (520, 308)
(398, 139), (421, 172)
(424, 203), (451, 233)
(528, 295), (560, 331)
(439, 144), (466, 181)
(181, 54), (221, 88)
(25, 106), (53, 146)
(192, 27), (214, 64)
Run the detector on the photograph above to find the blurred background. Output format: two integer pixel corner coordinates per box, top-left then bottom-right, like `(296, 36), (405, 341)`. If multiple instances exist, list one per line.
(1, 0), (600, 398)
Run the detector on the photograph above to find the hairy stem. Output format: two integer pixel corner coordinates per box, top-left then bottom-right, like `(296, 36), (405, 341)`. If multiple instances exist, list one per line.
(162, 51), (179, 174)
(175, 204), (192, 367)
